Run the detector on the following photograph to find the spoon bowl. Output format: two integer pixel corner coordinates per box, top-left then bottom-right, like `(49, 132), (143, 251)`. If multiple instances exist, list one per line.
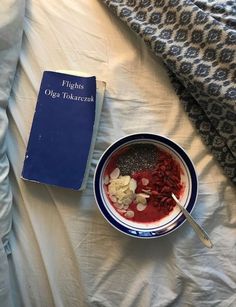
(94, 133), (198, 238)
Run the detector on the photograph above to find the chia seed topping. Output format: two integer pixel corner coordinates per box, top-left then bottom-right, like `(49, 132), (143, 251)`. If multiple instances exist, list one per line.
(117, 144), (158, 175)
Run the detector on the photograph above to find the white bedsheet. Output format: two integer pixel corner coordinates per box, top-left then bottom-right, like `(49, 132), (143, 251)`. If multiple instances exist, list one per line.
(0, 1), (24, 306)
(6, 0), (236, 306)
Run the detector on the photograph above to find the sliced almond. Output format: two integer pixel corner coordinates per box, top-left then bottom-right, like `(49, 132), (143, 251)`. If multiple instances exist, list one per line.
(123, 203), (130, 210)
(116, 192), (126, 202)
(135, 195), (147, 205)
(120, 175), (131, 186)
(110, 168), (120, 180)
(110, 195), (117, 203)
(117, 209), (127, 214)
(137, 203), (147, 211)
(104, 175), (110, 185)
(123, 197), (133, 206)
(124, 210), (134, 218)
(108, 184), (117, 196)
(113, 202), (124, 209)
(120, 185), (130, 192)
(137, 193), (150, 199)
(129, 178), (137, 192)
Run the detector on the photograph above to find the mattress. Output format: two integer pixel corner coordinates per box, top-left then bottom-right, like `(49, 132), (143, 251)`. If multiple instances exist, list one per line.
(1, 0), (236, 306)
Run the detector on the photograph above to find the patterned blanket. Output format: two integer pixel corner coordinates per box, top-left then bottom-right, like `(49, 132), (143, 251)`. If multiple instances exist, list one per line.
(101, 0), (236, 185)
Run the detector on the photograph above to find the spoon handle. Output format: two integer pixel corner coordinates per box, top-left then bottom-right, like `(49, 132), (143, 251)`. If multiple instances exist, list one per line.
(172, 193), (213, 249)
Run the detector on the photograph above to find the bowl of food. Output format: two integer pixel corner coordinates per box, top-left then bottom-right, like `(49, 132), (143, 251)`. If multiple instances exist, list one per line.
(93, 133), (198, 238)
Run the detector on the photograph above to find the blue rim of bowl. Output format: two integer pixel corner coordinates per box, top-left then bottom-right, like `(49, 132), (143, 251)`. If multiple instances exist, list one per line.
(94, 133), (198, 238)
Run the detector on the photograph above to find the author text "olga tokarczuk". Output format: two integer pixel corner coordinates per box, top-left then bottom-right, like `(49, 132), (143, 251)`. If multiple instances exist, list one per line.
(44, 89), (94, 102)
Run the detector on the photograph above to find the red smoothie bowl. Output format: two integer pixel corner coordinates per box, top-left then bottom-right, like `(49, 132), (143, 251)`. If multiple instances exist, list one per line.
(93, 133), (198, 238)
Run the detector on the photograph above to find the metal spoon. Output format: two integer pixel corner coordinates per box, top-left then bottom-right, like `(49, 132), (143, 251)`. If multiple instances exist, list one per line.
(172, 193), (213, 248)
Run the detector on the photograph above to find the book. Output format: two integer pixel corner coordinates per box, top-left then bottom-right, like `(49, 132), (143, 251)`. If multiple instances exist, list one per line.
(21, 70), (105, 190)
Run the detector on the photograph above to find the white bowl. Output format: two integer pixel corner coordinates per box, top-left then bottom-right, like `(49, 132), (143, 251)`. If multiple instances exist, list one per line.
(93, 133), (198, 238)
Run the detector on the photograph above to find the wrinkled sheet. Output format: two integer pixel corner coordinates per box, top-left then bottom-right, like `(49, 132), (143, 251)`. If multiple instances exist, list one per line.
(0, 1), (24, 306)
(6, 0), (236, 306)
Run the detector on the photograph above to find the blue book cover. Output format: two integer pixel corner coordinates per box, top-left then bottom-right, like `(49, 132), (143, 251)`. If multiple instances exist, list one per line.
(22, 71), (98, 190)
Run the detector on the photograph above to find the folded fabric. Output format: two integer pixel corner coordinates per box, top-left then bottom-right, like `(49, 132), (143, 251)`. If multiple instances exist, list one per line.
(101, 0), (236, 185)
(0, 241), (13, 307)
(0, 0), (25, 252)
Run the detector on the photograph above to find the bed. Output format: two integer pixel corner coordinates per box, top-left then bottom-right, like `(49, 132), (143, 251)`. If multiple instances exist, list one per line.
(1, 0), (236, 306)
